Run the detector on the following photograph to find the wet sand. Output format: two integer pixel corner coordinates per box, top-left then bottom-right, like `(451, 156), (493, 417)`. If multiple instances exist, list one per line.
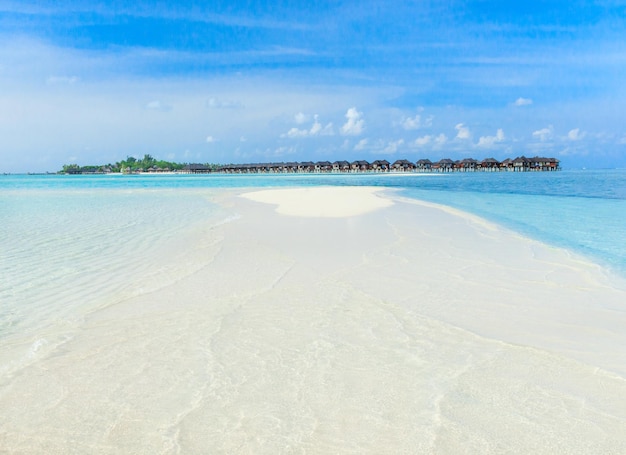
(1, 187), (625, 453)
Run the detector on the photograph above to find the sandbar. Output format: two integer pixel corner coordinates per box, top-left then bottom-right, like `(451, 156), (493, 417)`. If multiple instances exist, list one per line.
(1, 186), (625, 453)
(241, 186), (394, 217)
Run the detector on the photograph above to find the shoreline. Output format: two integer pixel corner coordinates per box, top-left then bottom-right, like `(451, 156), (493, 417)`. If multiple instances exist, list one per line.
(1, 186), (625, 452)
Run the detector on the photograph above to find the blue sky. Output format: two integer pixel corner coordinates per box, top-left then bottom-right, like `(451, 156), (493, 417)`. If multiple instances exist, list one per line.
(1, 0), (626, 172)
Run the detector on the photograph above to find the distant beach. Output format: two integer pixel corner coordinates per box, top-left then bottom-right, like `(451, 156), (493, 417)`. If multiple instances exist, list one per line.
(1, 179), (626, 453)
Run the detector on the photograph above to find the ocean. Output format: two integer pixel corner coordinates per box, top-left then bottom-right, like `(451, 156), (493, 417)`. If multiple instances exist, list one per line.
(1, 169), (626, 452)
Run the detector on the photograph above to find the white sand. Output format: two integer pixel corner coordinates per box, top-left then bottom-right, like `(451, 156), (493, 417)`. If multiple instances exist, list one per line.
(1, 186), (626, 453)
(241, 186), (394, 217)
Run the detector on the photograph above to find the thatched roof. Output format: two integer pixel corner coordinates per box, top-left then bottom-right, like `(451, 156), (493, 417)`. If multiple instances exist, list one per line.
(184, 164), (210, 171)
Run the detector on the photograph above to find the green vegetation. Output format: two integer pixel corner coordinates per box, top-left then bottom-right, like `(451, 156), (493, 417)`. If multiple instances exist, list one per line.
(59, 155), (217, 174)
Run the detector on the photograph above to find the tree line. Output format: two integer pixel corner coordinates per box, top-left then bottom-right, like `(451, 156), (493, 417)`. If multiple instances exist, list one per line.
(59, 155), (218, 174)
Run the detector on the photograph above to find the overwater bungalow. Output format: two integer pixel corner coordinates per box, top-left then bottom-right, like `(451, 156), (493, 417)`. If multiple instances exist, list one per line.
(392, 159), (416, 171)
(267, 162), (283, 173)
(416, 159), (433, 172)
(481, 158), (500, 171)
(332, 160), (351, 172)
(351, 160), (370, 172)
(529, 156), (560, 171)
(298, 161), (315, 172)
(183, 164), (211, 174)
(434, 158), (455, 172)
(315, 161), (333, 173)
(499, 158), (513, 171)
(513, 156), (531, 171)
(458, 158), (479, 171)
(371, 160), (390, 172)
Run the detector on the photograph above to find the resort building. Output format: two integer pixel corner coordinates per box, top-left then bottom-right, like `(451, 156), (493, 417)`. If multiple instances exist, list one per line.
(65, 156), (560, 175)
(212, 156), (560, 174)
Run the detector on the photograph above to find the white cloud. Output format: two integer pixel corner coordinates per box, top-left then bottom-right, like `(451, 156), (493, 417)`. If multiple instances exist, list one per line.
(477, 128), (505, 148)
(341, 107), (365, 136)
(414, 135), (432, 146)
(309, 115), (323, 135)
(567, 128), (586, 141)
(294, 112), (309, 124)
(414, 133), (447, 148)
(532, 125), (554, 141)
(283, 127), (306, 138)
(402, 114), (433, 130)
(381, 139), (404, 154)
(514, 97), (533, 106)
(282, 114), (333, 138)
(206, 135), (216, 143)
(354, 138), (368, 151)
(455, 123), (471, 140)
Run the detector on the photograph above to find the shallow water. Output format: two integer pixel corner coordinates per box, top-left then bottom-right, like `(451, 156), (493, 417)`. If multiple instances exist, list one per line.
(1, 188), (625, 453)
(2, 170), (625, 351)
(1, 171), (626, 453)
(0, 186), (233, 374)
(4, 169), (624, 275)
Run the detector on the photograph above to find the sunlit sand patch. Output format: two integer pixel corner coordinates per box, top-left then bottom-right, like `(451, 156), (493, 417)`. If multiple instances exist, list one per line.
(240, 186), (394, 217)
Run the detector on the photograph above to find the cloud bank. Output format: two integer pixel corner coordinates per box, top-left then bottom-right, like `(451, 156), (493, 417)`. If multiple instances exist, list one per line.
(341, 108), (365, 136)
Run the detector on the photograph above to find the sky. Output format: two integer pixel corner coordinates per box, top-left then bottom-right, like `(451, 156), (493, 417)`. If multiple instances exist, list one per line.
(1, 0), (626, 172)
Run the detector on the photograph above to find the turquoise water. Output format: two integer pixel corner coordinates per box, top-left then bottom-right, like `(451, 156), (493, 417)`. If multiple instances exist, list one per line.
(3, 170), (625, 276)
(1, 169), (625, 341)
(0, 183), (231, 343)
(1, 169), (626, 450)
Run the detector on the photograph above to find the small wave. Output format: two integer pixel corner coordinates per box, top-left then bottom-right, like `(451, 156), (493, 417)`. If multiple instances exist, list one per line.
(28, 338), (49, 357)
(212, 213), (241, 227)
